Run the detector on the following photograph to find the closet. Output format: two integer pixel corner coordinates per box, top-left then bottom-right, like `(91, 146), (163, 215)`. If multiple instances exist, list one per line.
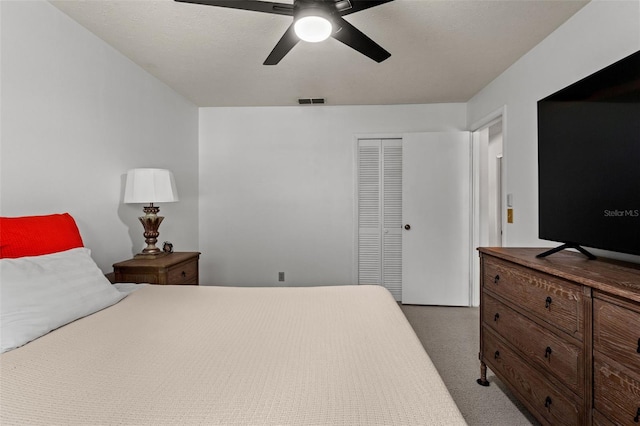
(357, 133), (471, 306)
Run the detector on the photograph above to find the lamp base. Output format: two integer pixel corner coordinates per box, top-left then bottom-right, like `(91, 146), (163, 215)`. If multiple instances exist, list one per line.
(136, 203), (168, 258)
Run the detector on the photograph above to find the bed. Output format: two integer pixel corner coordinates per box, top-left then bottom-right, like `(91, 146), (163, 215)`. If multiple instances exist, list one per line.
(0, 214), (466, 425)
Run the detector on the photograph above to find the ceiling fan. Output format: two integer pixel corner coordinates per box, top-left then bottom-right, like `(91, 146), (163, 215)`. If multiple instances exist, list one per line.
(174, 0), (394, 65)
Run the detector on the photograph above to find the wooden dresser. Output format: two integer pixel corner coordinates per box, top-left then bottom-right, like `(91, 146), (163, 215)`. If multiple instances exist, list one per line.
(113, 252), (200, 285)
(477, 247), (640, 426)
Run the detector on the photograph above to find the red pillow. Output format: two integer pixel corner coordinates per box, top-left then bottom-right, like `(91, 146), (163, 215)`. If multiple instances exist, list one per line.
(0, 213), (84, 259)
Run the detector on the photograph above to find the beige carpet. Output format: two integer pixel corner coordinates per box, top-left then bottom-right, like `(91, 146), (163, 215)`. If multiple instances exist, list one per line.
(400, 304), (540, 426)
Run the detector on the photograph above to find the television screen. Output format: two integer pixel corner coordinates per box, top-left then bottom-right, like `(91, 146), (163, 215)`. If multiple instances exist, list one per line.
(537, 50), (640, 257)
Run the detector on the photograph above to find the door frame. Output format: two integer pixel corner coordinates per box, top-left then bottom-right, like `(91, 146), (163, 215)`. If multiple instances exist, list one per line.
(470, 106), (508, 307)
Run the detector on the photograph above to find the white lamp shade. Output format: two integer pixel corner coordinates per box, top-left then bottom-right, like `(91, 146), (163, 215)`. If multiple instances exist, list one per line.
(294, 16), (332, 42)
(124, 168), (178, 204)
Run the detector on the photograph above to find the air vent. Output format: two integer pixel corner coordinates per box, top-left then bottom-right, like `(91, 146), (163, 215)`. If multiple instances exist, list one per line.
(298, 98), (325, 105)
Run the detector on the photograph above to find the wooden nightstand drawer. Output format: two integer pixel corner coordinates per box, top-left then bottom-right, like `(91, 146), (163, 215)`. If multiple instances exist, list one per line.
(113, 252), (200, 285)
(483, 293), (584, 396)
(483, 256), (584, 339)
(167, 259), (198, 284)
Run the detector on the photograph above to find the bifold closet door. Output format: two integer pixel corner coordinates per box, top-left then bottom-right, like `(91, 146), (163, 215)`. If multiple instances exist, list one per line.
(357, 139), (402, 300)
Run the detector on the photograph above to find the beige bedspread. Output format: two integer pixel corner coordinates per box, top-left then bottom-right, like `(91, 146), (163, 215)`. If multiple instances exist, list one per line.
(0, 285), (465, 425)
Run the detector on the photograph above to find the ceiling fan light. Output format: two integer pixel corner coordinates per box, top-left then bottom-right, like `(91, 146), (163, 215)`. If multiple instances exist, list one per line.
(294, 16), (332, 42)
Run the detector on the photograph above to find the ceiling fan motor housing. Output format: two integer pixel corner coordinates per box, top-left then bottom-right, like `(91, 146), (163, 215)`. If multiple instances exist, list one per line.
(294, 1), (338, 26)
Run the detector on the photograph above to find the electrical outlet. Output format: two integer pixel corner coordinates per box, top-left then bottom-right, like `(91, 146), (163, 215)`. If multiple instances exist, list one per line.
(278, 272), (285, 282)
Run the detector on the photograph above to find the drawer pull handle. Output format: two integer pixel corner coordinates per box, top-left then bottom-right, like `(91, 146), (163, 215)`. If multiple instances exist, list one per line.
(494, 313), (500, 322)
(637, 338), (640, 354)
(494, 350), (500, 360)
(544, 346), (552, 359)
(493, 275), (500, 284)
(544, 396), (552, 410)
(545, 296), (553, 309)
(635, 407), (640, 423)
(181, 271), (186, 278)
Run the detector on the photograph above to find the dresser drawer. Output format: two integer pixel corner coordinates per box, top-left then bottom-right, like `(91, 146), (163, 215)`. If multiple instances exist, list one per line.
(593, 357), (640, 426)
(483, 327), (582, 425)
(167, 259), (198, 284)
(483, 256), (584, 339)
(593, 297), (640, 378)
(482, 293), (584, 396)
(592, 410), (617, 426)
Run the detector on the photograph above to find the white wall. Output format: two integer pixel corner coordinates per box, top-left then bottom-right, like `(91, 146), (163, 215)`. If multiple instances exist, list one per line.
(467, 0), (640, 263)
(0, 0), (200, 272)
(199, 104), (466, 285)
(5, 0), (636, 282)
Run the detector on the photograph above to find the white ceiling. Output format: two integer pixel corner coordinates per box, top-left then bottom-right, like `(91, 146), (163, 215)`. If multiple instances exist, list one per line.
(49, 0), (589, 107)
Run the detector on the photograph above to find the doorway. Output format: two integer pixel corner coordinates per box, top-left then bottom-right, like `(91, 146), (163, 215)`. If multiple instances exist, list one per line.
(471, 111), (506, 306)
(480, 121), (504, 247)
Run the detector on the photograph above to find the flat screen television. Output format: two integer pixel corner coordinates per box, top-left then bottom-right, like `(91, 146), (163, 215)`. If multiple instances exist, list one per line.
(537, 50), (640, 259)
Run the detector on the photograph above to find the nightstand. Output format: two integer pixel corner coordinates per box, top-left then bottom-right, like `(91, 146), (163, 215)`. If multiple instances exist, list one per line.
(113, 252), (200, 285)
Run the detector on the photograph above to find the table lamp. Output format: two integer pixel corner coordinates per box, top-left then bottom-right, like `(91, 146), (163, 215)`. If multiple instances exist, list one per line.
(124, 168), (178, 257)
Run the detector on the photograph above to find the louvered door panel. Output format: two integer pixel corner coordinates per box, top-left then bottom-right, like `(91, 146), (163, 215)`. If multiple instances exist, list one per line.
(359, 232), (381, 284)
(383, 233), (402, 299)
(383, 143), (402, 229)
(357, 139), (402, 300)
(382, 141), (402, 299)
(358, 144), (380, 228)
(358, 140), (381, 286)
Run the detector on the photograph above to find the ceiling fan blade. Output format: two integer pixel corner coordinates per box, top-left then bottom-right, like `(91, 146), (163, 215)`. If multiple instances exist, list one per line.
(264, 23), (300, 65)
(331, 16), (390, 63)
(174, 0), (294, 16)
(337, 0), (394, 16)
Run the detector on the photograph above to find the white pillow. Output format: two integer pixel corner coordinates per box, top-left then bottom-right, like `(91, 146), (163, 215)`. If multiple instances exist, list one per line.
(0, 247), (126, 353)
